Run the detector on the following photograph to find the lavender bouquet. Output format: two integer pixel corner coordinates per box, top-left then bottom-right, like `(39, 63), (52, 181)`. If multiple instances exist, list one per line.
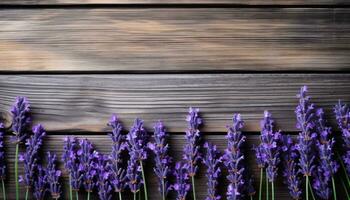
(19, 124), (46, 200)
(11, 97), (31, 200)
(203, 142), (221, 200)
(126, 118), (149, 200)
(62, 137), (83, 200)
(108, 115), (126, 200)
(295, 86), (317, 200)
(223, 114), (245, 200)
(148, 121), (172, 200)
(183, 107), (202, 200)
(0, 123), (6, 200)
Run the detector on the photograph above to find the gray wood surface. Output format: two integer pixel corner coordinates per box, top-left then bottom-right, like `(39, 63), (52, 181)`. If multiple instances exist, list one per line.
(0, 74), (348, 133)
(0, 8), (349, 72)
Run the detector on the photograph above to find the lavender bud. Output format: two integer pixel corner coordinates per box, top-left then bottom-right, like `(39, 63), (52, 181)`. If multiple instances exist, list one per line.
(33, 164), (48, 200)
(0, 123), (6, 180)
(203, 142), (221, 200)
(11, 96), (31, 143)
(97, 154), (113, 200)
(78, 139), (98, 193)
(46, 152), (61, 199)
(173, 162), (190, 200)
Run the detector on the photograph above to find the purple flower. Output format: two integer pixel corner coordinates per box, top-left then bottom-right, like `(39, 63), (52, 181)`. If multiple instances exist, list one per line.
(62, 137), (83, 191)
(203, 142), (221, 200)
(222, 114), (245, 200)
(334, 101), (350, 174)
(260, 111), (281, 182)
(183, 107), (202, 178)
(78, 139), (98, 193)
(0, 123), (6, 180)
(173, 162), (190, 200)
(33, 164), (48, 200)
(107, 114), (126, 193)
(126, 118), (148, 194)
(312, 167), (331, 200)
(295, 86), (317, 177)
(281, 135), (301, 200)
(11, 96), (31, 143)
(46, 152), (61, 199)
(19, 124), (46, 189)
(97, 154), (113, 200)
(148, 121), (172, 197)
(254, 145), (266, 169)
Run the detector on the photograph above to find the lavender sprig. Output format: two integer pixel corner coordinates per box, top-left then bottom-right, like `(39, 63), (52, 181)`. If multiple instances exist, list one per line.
(62, 137), (83, 200)
(295, 86), (317, 200)
(0, 123), (6, 200)
(11, 96), (31, 200)
(183, 107), (202, 200)
(19, 124), (46, 200)
(314, 108), (338, 200)
(33, 165), (48, 200)
(223, 114), (245, 200)
(78, 139), (98, 200)
(148, 121), (172, 200)
(173, 162), (190, 200)
(203, 142), (221, 200)
(126, 118), (148, 200)
(46, 152), (61, 200)
(108, 115), (126, 199)
(281, 135), (301, 200)
(312, 167), (331, 200)
(97, 154), (113, 200)
(253, 145), (265, 200)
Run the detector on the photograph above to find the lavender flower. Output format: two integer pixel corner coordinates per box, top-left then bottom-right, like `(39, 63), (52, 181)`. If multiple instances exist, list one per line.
(281, 135), (301, 200)
(46, 152), (61, 199)
(183, 107), (202, 178)
(0, 123), (6, 181)
(334, 101), (350, 175)
(33, 165), (48, 200)
(108, 115), (126, 195)
(19, 124), (46, 190)
(223, 114), (245, 200)
(62, 137), (83, 192)
(295, 86), (317, 177)
(312, 168), (331, 200)
(173, 162), (190, 200)
(11, 96), (31, 143)
(260, 111), (281, 183)
(97, 154), (113, 200)
(203, 142), (221, 200)
(126, 118), (148, 198)
(246, 178), (256, 198)
(148, 121), (172, 199)
(78, 139), (98, 194)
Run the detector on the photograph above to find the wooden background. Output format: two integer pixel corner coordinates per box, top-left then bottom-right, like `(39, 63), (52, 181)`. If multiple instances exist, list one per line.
(0, 0), (350, 199)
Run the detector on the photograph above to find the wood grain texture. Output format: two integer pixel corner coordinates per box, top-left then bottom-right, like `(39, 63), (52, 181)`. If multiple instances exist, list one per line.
(0, 74), (349, 133)
(0, 8), (349, 72)
(0, 0), (347, 5)
(3, 135), (296, 200)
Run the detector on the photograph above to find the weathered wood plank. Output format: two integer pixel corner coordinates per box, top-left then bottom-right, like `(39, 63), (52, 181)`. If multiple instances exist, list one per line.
(0, 0), (347, 5)
(0, 8), (349, 72)
(0, 74), (349, 132)
(3, 135), (294, 200)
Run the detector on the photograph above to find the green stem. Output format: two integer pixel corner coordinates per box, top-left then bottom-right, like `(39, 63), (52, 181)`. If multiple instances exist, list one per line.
(69, 175), (73, 200)
(87, 192), (90, 200)
(250, 196), (253, 200)
(118, 192), (122, 200)
(308, 178), (315, 200)
(1, 179), (5, 200)
(191, 176), (196, 200)
(341, 178), (350, 200)
(259, 168), (262, 200)
(133, 193), (136, 200)
(332, 177), (337, 200)
(140, 161), (148, 200)
(15, 144), (19, 200)
(162, 179), (165, 200)
(75, 191), (79, 200)
(271, 182), (275, 200)
(306, 176), (309, 200)
(266, 169), (269, 200)
(25, 188), (28, 200)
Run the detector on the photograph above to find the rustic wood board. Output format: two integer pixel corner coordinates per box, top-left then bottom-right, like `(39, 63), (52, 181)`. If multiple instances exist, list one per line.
(0, 0), (347, 5)
(3, 135), (296, 200)
(0, 8), (349, 72)
(0, 74), (348, 133)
